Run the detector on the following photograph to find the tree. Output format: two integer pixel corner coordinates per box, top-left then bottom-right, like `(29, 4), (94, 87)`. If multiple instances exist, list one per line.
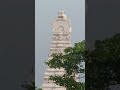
(21, 80), (42, 90)
(46, 40), (85, 90)
(86, 33), (120, 90)
(36, 87), (42, 90)
(21, 80), (36, 90)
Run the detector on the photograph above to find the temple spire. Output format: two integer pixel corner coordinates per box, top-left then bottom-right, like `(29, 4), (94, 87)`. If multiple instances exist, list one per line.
(57, 9), (67, 21)
(58, 9), (65, 15)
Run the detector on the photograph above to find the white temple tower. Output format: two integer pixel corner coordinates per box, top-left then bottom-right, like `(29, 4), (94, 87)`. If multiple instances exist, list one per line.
(42, 10), (79, 90)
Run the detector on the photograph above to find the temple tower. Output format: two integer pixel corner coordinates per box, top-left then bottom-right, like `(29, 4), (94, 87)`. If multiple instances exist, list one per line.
(42, 10), (78, 90)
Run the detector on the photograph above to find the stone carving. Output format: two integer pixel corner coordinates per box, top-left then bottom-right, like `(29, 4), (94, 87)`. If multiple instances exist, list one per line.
(42, 10), (79, 90)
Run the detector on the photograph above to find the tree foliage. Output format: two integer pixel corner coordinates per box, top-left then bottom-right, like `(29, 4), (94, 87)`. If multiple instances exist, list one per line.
(21, 33), (120, 90)
(21, 81), (36, 90)
(86, 33), (120, 90)
(21, 81), (42, 90)
(46, 40), (85, 90)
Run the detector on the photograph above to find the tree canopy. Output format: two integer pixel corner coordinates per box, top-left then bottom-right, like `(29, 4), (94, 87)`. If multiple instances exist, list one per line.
(86, 33), (120, 90)
(21, 33), (120, 90)
(21, 80), (42, 90)
(46, 40), (85, 90)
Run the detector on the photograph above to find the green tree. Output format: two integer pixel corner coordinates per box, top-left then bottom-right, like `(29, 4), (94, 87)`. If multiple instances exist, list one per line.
(38, 89), (42, 90)
(36, 87), (42, 90)
(21, 81), (42, 90)
(21, 81), (36, 90)
(46, 40), (85, 90)
(86, 33), (120, 90)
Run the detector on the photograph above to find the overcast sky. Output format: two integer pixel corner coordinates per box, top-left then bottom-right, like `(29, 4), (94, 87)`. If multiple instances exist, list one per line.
(35, 0), (85, 87)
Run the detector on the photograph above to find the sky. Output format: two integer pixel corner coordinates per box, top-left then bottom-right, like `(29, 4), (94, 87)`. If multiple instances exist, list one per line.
(35, 0), (85, 87)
